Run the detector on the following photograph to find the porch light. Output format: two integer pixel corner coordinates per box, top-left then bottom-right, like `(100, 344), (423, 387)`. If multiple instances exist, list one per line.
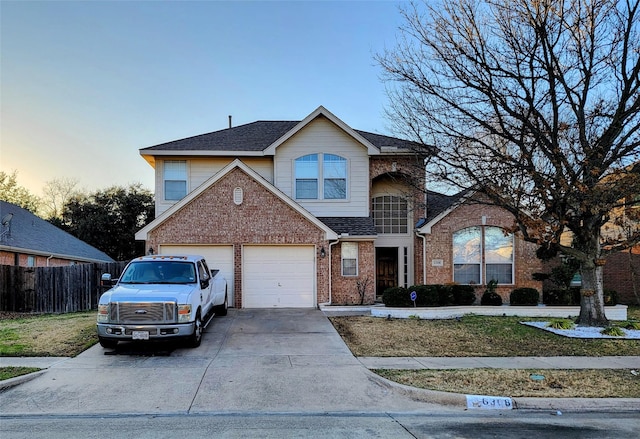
(320, 247), (326, 258)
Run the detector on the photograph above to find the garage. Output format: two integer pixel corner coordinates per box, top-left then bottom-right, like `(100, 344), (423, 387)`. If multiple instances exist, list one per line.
(159, 245), (234, 306)
(243, 245), (315, 308)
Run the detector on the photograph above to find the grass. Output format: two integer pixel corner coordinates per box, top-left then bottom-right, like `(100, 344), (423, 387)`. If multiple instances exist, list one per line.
(330, 306), (640, 398)
(375, 369), (640, 398)
(0, 311), (97, 357)
(0, 367), (41, 381)
(329, 312), (640, 357)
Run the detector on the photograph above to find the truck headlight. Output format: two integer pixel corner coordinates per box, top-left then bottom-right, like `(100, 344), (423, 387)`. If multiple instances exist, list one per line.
(97, 304), (110, 323)
(178, 304), (191, 323)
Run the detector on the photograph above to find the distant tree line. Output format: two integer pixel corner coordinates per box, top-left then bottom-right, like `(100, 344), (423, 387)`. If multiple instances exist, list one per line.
(0, 170), (154, 261)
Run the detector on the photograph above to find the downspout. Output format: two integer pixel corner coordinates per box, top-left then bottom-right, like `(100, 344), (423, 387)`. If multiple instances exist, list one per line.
(47, 254), (53, 267)
(415, 231), (426, 284)
(321, 241), (340, 305)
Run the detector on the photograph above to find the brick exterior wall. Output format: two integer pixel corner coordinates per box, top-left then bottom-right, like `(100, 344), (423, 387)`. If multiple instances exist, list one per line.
(145, 167), (330, 308)
(0, 251), (86, 267)
(422, 197), (542, 303)
(330, 241), (376, 305)
(604, 248), (640, 305)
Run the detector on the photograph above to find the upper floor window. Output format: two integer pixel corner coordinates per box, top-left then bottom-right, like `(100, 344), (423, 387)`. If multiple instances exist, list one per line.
(164, 161), (187, 201)
(323, 154), (347, 199)
(453, 226), (513, 285)
(295, 154), (347, 200)
(372, 195), (408, 234)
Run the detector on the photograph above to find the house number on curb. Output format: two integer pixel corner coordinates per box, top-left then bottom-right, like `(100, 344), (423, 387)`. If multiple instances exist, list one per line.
(466, 395), (513, 410)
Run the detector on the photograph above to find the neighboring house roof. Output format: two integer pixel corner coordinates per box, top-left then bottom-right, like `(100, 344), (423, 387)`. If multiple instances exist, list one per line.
(135, 159), (339, 241)
(0, 201), (115, 263)
(318, 217), (377, 238)
(140, 106), (422, 158)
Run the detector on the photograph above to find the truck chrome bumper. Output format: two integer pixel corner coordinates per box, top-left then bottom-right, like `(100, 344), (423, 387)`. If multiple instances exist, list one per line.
(96, 322), (196, 341)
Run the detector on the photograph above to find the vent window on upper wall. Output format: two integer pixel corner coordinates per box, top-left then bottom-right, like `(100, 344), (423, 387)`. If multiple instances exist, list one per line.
(164, 161), (187, 201)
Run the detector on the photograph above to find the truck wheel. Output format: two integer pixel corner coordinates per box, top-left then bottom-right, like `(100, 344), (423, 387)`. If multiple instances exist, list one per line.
(215, 293), (228, 316)
(99, 337), (118, 349)
(188, 312), (202, 348)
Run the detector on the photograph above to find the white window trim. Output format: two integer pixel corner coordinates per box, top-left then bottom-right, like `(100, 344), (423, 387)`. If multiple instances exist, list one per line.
(163, 160), (189, 201)
(341, 242), (358, 277)
(294, 153), (348, 201)
(452, 226), (514, 285)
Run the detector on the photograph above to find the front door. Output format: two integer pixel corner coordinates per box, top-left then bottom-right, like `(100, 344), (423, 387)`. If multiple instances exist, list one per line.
(376, 247), (398, 300)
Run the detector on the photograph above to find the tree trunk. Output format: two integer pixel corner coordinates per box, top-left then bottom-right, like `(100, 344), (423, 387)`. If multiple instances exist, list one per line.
(576, 262), (609, 326)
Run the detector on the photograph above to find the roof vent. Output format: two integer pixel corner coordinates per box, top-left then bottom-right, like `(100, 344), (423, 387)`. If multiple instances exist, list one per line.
(229, 115), (232, 128)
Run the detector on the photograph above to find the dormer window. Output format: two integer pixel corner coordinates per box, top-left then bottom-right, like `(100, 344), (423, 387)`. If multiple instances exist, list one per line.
(295, 154), (347, 200)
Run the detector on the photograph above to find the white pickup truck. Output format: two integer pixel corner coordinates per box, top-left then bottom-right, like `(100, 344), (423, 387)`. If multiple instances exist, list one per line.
(97, 255), (228, 348)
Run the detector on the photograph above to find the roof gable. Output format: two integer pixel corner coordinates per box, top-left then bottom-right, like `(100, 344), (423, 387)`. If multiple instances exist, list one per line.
(262, 106), (379, 156)
(0, 201), (114, 263)
(135, 159), (339, 241)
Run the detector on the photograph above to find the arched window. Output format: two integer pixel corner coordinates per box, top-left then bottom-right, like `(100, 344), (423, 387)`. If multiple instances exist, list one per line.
(295, 154), (347, 200)
(453, 226), (513, 284)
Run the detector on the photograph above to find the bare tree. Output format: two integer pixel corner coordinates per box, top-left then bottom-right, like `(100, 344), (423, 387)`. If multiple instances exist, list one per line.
(41, 177), (80, 220)
(378, 0), (640, 326)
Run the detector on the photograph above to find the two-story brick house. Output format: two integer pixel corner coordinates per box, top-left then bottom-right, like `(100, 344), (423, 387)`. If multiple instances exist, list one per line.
(135, 106), (541, 308)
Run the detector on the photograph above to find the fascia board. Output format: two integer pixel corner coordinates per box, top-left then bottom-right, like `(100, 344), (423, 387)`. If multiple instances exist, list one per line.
(139, 150), (265, 157)
(263, 106), (380, 156)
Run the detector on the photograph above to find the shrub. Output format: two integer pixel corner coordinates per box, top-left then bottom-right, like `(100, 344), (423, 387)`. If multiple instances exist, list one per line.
(547, 319), (575, 330)
(601, 326), (625, 337)
(480, 280), (502, 306)
(451, 284), (476, 305)
(382, 287), (410, 307)
(481, 292), (502, 306)
(624, 321), (640, 330)
(543, 287), (580, 305)
(510, 288), (539, 306)
(406, 285), (436, 307)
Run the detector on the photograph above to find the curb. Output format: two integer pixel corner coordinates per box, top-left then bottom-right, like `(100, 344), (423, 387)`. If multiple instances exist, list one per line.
(366, 369), (640, 412)
(0, 369), (47, 391)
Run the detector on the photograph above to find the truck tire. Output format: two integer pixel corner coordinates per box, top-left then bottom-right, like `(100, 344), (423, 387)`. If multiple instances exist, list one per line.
(215, 293), (228, 317)
(188, 312), (202, 348)
(99, 337), (118, 349)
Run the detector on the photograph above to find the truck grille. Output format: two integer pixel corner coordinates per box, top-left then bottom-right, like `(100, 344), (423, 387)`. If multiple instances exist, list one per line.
(110, 302), (176, 324)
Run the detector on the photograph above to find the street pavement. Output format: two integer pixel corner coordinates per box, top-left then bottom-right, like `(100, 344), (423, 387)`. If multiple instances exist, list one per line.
(0, 308), (639, 415)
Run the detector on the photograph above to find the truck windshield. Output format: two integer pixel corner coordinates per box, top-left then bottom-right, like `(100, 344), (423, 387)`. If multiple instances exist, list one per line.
(119, 261), (197, 284)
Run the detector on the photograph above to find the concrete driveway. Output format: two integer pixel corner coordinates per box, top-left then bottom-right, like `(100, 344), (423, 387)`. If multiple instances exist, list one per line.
(0, 309), (446, 416)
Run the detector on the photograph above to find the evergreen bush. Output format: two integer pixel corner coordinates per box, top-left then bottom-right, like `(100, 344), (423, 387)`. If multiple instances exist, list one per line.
(509, 288), (539, 305)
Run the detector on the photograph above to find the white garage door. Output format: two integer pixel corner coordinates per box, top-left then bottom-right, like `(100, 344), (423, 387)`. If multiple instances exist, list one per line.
(159, 245), (234, 306)
(243, 245), (315, 308)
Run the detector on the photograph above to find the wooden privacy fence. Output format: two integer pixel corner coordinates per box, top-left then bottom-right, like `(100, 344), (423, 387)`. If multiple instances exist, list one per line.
(0, 262), (128, 313)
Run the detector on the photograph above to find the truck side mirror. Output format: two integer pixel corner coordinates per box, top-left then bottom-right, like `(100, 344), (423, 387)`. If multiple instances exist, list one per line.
(101, 273), (115, 287)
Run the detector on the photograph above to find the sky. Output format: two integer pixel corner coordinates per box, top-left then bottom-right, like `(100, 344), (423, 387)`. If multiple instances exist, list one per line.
(0, 0), (407, 197)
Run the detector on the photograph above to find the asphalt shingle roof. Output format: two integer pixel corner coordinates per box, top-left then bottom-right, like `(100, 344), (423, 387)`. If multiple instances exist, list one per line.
(0, 201), (114, 263)
(141, 121), (421, 153)
(422, 190), (470, 225)
(317, 217), (377, 237)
